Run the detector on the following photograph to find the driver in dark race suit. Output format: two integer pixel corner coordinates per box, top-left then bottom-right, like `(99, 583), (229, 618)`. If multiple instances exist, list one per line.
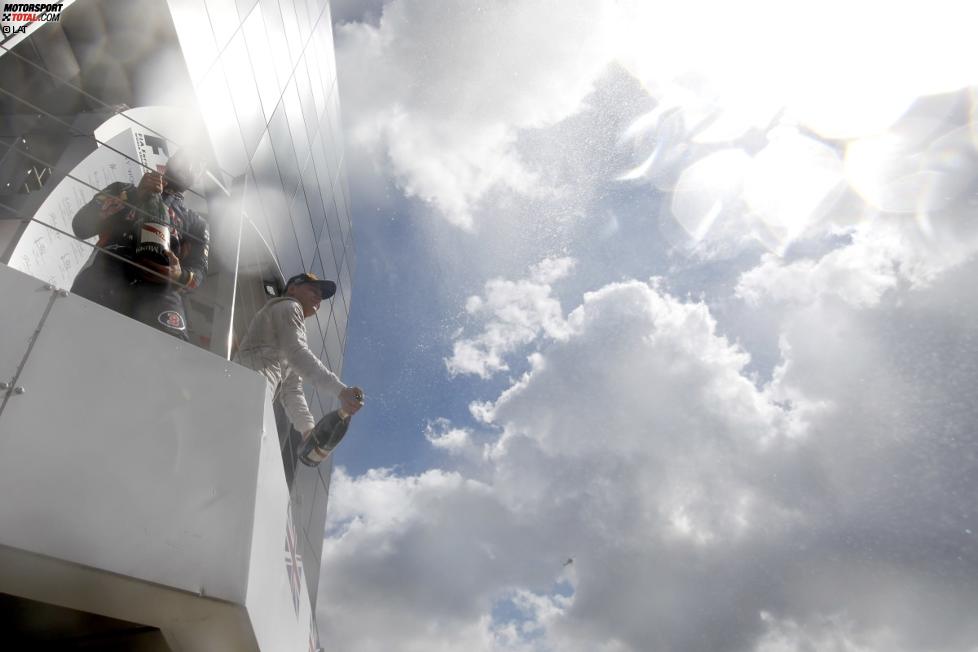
(70, 152), (209, 340)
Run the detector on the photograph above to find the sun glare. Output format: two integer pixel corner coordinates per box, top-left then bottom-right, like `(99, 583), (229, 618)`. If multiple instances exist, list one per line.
(613, 0), (978, 253)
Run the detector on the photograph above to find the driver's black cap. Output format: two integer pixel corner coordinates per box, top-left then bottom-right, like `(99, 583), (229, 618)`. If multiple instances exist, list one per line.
(285, 273), (336, 299)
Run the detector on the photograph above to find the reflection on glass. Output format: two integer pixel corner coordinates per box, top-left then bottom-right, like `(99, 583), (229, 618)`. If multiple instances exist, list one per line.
(168, 0), (219, 85)
(242, 3), (282, 121)
(222, 31), (265, 158)
(320, 107), (341, 187)
(310, 131), (334, 219)
(310, 250), (327, 286)
(283, 80), (311, 171)
(332, 285), (347, 345)
(304, 49), (328, 121)
(338, 255), (352, 313)
(278, 0), (303, 65)
(317, 217), (342, 281)
(196, 62), (248, 176)
(304, 166), (328, 242)
(250, 132), (282, 189)
(313, 9), (337, 89)
(292, 0), (312, 45)
(289, 182), (316, 268)
(260, 0), (292, 91)
(267, 102), (301, 197)
(335, 177), (352, 247)
(308, 18), (336, 109)
(239, 168), (272, 251)
(234, 0), (259, 22)
(295, 58), (319, 137)
(257, 180), (301, 276)
(324, 309), (343, 376)
(204, 0), (241, 51)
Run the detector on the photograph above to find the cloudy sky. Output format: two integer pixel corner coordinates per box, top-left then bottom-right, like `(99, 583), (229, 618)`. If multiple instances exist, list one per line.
(318, 1), (978, 650)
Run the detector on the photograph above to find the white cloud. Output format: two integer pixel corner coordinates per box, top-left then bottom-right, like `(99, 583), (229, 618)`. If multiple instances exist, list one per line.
(328, 3), (978, 651)
(737, 232), (901, 310)
(528, 257), (575, 285)
(335, 0), (619, 228)
(321, 231), (978, 650)
(424, 417), (473, 454)
(329, 0), (385, 26)
(737, 208), (978, 309)
(446, 257), (574, 378)
(754, 613), (882, 652)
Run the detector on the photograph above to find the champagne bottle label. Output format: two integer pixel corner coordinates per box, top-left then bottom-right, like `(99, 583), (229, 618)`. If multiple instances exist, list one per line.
(134, 223), (171, 268)
(300, 444), (331, 466)
(299, 409), (352, 467)
(134, 195), (172, 268)
(139, 222), (170, 249)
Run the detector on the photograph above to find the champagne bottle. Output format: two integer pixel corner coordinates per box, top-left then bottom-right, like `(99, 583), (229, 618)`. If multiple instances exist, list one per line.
(299, 390), (363, 467)
(133, 193), (173, 269)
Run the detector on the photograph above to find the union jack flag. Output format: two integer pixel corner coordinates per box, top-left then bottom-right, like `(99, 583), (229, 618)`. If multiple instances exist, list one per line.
(309, 612), (319, 652)
(285, 506), (304, 616)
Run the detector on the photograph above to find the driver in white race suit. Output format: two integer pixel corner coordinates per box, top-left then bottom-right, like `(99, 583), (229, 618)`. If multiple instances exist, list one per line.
(234, 273), (364, 438)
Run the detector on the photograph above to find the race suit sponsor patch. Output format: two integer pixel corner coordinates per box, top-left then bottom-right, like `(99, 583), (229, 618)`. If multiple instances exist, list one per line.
(158, 310), (186, 331)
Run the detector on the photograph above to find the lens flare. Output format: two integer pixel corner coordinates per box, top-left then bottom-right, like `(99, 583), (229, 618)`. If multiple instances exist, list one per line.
(744, 127), (845, 252)
(614, 0), (978, 254)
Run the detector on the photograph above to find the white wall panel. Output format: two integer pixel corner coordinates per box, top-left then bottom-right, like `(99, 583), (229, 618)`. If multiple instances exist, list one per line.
(246, 384), (317, 652)
(0, 271), (266, 604)
(0, 265), (53, 389)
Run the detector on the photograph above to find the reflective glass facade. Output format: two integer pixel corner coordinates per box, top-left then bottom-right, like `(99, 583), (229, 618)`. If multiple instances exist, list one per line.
(0, 0), (352, 613)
